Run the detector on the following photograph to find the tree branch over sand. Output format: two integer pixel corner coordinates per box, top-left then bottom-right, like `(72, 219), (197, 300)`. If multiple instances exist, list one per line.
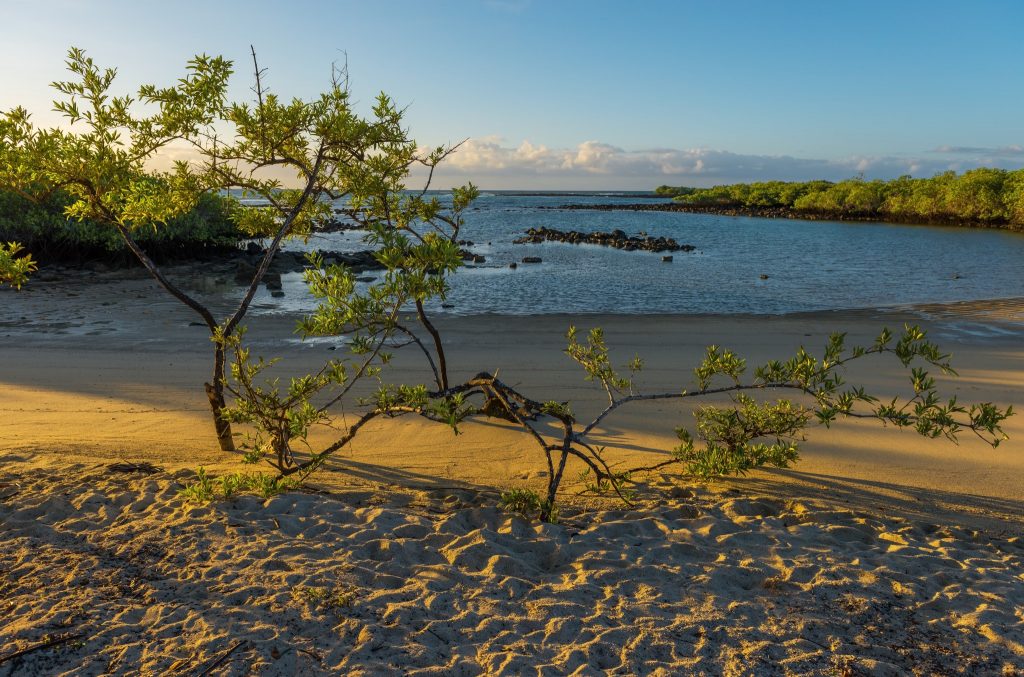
(203, 181), (1012, 521)
(242, 323), (1010, 521)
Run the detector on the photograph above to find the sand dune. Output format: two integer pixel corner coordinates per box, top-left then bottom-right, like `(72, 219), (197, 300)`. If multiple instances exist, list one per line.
(1, 465), (1022, 676)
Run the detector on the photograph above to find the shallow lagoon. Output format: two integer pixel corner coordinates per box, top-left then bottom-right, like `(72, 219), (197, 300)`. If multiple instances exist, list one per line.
(257, 192), (1024, 316)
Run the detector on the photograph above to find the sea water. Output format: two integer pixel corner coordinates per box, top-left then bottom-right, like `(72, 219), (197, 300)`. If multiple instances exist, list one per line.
(249, 191), (1024, 316)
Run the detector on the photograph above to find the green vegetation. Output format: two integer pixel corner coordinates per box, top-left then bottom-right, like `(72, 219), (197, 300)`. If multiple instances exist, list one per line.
(294, 585), (356, 611)
(500, 488), (559, 522)
(657, 169), (1024, 227)
(0, 242), (35, 288)
(0, 47), (470, 451)
(178, 467), (299, 502)
(654, 185), (698, 198)
(0, 189), (241, 263)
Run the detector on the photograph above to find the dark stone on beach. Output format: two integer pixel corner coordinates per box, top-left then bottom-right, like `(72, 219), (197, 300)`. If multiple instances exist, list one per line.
(267, 251), (306, 274)
(270, 290), (285, 298)
(264, 272), (283, 290)
(315, 217), (365, 233)
(254, 249), (385, 277)
(513, 227), (694, 253)
(522, 256), (543, 264)
(662, 255), (673, 262)
(235, 259), (257, 283)
(326, 250), (384, 273)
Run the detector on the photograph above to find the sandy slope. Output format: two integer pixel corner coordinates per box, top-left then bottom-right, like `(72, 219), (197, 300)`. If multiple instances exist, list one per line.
(1, 271), (1023, 674)
(1, 466), (1022, 676)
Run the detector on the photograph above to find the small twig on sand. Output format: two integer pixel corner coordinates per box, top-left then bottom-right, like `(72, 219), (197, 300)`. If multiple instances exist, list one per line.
(0, 632), (84, 666)
(0, 483), (20, 501)
(195, 640), (246, 676)
(297, 648), (322, 663)
(108, 462), (164, 474)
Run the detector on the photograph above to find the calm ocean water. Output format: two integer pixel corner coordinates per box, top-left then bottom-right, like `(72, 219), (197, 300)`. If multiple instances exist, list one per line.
(256, 191), (1024, 316)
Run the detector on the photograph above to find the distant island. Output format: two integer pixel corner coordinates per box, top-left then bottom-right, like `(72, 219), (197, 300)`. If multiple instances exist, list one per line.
(567, 169), (1024, 230)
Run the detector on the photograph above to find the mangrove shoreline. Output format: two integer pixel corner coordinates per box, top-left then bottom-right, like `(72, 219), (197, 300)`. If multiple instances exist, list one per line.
(553, 201), (1024, 231)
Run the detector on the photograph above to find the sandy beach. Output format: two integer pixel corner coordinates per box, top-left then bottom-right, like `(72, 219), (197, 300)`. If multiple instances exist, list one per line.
(2, 268), (1023, 675)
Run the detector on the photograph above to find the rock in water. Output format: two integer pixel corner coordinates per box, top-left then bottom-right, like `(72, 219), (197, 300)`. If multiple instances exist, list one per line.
(235, 259), (257, 283)
(513, 227), (695, 253)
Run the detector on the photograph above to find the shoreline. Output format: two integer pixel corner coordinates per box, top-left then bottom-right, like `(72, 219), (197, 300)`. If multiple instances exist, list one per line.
(8, 259), (1024, 324)
(553, 201), (1024, 232)
(2, 277), (1022, 530)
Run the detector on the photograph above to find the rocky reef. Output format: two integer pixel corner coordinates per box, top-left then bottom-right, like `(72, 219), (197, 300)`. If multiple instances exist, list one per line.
(513, 227), (694, 253)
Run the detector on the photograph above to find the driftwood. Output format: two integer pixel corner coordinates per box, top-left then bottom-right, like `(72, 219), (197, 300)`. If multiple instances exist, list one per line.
(195, 639), (246, 676)
(0, 632), (84, 667)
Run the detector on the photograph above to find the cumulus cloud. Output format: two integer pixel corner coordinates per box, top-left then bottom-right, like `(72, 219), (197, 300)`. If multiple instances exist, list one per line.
(148, 135), (1024, 190)
(423, 137), (1024, 188)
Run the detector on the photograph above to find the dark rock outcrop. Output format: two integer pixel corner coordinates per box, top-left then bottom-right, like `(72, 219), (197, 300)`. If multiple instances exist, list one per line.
(262, 249), (383, 275)
(513, 227), (694, 253)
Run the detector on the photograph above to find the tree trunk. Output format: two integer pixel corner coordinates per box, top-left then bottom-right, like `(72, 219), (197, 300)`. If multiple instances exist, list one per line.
(543, 448), (569, 522)
(416, 300), (448, 390)
(205, 382), (234, 452)
(113, 224), (238, 450)
(205, 343), (235, 452)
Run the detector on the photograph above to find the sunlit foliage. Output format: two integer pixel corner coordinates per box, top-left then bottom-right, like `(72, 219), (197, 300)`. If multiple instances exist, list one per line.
(659, 170), (1024, 227)
(0, 241), (36, 288)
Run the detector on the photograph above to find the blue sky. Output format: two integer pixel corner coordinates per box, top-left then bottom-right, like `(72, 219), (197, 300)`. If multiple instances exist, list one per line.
(4, 0), (1023, 188)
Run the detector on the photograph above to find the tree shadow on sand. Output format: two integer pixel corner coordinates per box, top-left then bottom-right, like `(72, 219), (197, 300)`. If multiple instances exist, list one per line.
(720, 468), (1024, 535)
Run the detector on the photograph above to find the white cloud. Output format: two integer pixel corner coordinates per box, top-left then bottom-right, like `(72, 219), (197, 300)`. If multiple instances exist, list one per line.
(420, 138), (1024, 189)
